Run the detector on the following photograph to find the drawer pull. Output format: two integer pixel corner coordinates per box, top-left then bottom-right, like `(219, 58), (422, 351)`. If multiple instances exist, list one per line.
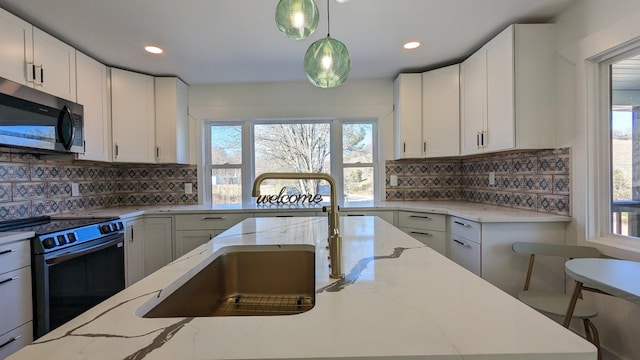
(409, 215), (431, 220)
(0, 277), (18, 286)
(0, 248), (18, 256)
(453, 220), (472, 228)
(410, 231), (432, 237)
(275, 215), (294, 217)
(0, 335), (21, 349)
(201, 216), (226, 220)
(347, 214), (364, 216)
(453, 239), (471, 248)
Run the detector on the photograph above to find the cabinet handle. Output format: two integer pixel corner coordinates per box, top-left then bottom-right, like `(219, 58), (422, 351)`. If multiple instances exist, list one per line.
(453, 220), (471, 228)
(0, 248), (17, 256)
(275, 215), (294, 217)
(156, 147), (160, 158)
(347, 214), (364, 216)
(202, 216), (226, 220)
(423, 141), (426, 154)
(130, 227), (134, 241)
(481, 131), (485, 147)
(409, 215), (431, 220)
(410, 231), (432, 237)
(40, 66), (44, 84)
(28, 63), (36, 83)
(115, 144), (119, 157)
(453, 239), (471, 248)
(403, 142), (406, 153)
(83, 140), (86, 153)
(0, 335), (21, 349)
(476, 132), (480, 148)
(0, 276), (18, 286)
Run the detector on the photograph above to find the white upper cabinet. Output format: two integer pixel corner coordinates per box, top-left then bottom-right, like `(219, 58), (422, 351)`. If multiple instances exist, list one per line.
(76, 51), (110, 162)
(0, 8), (33, 87)
(111, 68), (156, 163)
(155, 77), (189, 164)
(461, 24), (556, 155)
(422, 64), (460, 157)
(0, 8), (76, 101)
(393, 73), (423, 159)
(32, 28), (77, 101)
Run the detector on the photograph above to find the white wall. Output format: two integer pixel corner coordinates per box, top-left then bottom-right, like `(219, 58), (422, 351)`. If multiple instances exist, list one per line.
(555, 1), (640, 358)
(188, 79), (394, 202)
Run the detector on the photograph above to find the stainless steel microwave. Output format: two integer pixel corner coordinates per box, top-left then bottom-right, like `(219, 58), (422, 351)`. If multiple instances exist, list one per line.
(0, 77), (83, 154)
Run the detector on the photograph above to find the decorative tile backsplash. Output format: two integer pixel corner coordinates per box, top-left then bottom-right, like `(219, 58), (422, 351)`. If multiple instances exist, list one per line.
(385, 148), (571, 216)
(0, 148), (197, 220)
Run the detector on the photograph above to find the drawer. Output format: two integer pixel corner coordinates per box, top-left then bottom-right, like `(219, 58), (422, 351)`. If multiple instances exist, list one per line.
(448, 216), (481, 243)
(0, 239), (30, 275)
(175, 213), (250, 231)
(401, 227), (446, 256)
(0, 267), (32, 336)
(449, 235), (481, 276)
(0, 321), (33, 360)
(342, 211), (395, 225)
(398, 212), (445, 231)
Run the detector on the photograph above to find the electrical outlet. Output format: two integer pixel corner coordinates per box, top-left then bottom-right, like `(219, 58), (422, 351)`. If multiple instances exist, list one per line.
(71, 182), (80, 197)
(488, 172), (496, 186)
(390, 175), (398, 187)
(184, 183), (193, 194)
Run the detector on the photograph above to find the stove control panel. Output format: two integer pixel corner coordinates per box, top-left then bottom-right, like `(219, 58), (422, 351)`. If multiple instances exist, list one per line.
(35, 220), (124, 254)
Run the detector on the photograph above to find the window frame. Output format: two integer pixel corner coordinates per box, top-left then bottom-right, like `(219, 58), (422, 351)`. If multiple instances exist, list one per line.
(203, 117), (379, 206)
(589, 43), (640, 252)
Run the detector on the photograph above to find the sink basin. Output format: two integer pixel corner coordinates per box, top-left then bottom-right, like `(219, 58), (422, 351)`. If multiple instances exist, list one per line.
(141, 245), (315, 318)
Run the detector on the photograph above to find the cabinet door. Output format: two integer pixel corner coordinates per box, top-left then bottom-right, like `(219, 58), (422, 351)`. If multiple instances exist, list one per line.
(0, 8), (33, 86)
(0, 322), (32, 360)
(76, 51), (110, 162)
(449, 235), (481, 276)
(32, 27), (76, 101)
(111, 68), (156, 163)
(0, 266), (32, 336)
(125, 218), (145, 287)
(393, 73), (423, 159)
(143, 217), (173, 276)
(485, 26), (515, 152)
(174, 230), (213, 259)
(422, 64), (460, 157)
(155, 77), (189, 164)
(460, 49), (486, 155)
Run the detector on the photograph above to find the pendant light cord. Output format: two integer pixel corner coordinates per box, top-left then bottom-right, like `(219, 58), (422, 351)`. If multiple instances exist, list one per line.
(326, 0), (331, 37)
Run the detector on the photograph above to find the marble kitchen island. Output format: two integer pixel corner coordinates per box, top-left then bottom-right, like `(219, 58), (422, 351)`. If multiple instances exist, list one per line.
(8, 217), (596, 360)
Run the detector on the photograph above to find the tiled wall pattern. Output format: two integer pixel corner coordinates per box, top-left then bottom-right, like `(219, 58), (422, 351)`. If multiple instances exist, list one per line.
(0, 148), (198, 220)
(385, 148), (571, 216)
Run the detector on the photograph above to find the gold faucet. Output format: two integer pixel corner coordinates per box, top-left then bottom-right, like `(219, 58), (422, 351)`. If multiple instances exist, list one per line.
(252, 172), (344, 279)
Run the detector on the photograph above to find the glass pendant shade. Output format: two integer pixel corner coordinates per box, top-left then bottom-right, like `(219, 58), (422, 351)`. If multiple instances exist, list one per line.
(275, 0), (319, 40)
(304, 37), (351, 88)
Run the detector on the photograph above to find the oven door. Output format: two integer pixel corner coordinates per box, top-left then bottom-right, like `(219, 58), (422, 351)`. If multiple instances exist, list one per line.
(33, 233), (125, 339)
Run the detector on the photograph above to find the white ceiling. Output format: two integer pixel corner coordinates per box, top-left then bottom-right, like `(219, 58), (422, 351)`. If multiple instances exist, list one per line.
(0, 0), (577, 85)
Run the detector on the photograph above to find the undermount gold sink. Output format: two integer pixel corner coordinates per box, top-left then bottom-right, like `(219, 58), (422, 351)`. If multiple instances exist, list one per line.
(142, 245), (316, 318)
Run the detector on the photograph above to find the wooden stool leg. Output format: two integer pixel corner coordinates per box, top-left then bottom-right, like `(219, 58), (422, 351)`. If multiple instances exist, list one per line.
(564, 281), (583, 327)
(585, 319), (601, 360)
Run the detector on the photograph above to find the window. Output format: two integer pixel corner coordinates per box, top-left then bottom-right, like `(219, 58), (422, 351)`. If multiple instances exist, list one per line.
(610, 54), (640, 238)
(204, 119), (378, 205)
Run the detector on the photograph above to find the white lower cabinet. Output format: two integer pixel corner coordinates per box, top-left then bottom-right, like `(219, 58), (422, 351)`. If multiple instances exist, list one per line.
(398, 212), (447, 256)
(124, 216), (173, 287)
(174, 213), (251, 259)
(0, 237), (33, 358)
(447, 216), (566, 297)
(174, 230), (214, 258)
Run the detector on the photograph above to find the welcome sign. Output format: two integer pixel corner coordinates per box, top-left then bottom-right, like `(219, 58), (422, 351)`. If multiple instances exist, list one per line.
(255, 187), (323, 205)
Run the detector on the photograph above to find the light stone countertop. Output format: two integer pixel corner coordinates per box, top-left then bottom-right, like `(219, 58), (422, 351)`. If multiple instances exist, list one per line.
(57, 200), (571, 223)
(0, 231), (34, 245)
(9, 216), (594, 360)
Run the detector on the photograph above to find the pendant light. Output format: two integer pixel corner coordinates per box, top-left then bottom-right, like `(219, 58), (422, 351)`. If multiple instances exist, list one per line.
(303, 0), (351, 88)
(275, 0), (319, 40)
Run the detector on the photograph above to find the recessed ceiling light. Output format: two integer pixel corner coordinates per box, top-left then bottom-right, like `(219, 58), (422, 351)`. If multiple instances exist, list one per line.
(144, 45), (164, 55)
(403, 41), (421, 50)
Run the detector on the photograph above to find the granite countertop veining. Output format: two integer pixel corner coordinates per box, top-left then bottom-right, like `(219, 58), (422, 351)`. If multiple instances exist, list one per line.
(57, 200), (571, 223)
(9, 217), (594, 360)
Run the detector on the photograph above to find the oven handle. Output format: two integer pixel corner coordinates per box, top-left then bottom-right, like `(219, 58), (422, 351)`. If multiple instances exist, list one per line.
(45, 236), (123, 265)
